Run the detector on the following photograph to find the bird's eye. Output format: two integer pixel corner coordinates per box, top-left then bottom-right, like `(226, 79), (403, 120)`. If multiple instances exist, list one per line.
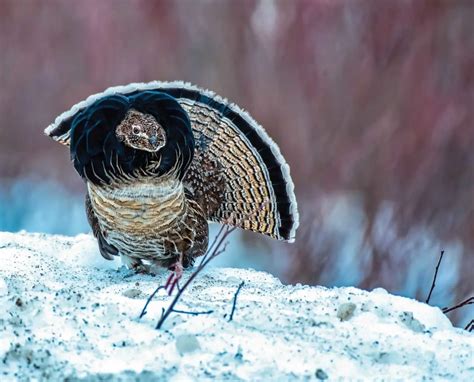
(132, 125), (141, 135)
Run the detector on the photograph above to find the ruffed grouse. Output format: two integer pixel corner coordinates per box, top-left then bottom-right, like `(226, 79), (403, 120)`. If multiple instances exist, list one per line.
(45, 82), (299, 273)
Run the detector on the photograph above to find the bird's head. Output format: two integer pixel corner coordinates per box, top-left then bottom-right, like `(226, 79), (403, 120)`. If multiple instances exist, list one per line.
(115, 109), (166, 153)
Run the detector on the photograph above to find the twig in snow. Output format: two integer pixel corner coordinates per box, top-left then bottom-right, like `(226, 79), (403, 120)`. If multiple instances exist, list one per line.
(154, 224), (237, 329)
(423, 250), (473, 330)
(464, 319), (473, 332)
(442, 296), (474, 314)
(172, 309), (214, 316)
(228, 281), (245, 322)
(426, 250), (444, 304)
(137, 225), (234, 324)
(140, 203), (267, 329)
(139, 285), (166, 318)
(138, 224), (237, 328)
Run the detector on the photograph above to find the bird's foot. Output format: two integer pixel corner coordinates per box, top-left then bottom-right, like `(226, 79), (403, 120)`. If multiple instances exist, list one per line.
(165, 261), (183, 295)
(121, 254), (151, 275)
(132, 262), (152, 274)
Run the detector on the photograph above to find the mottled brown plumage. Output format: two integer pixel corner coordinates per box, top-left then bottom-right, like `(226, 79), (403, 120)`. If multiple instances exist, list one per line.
(45, 82), (299, 272)
(116, 109), (166, 153)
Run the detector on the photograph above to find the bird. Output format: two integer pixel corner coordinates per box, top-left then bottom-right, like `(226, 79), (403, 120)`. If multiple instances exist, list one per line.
(45, 81), (299, 277)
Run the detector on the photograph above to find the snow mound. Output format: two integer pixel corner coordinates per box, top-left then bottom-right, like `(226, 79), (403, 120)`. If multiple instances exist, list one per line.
(0, 232), (473, 381)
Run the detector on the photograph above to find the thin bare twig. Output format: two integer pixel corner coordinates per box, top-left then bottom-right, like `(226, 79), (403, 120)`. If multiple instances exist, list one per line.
(140, 203), (267, 330)
(199, 225), (227, 267)
(464, 319), (473, 332)
(442, 296), (474, 314)
(228, 281), (245, 322)
(139, 285), (166, 318)
(426, 250), (445, 304)
(154, 225), (237, 329)
(423, 250), (473, 331)
(172, 309), (214, 316)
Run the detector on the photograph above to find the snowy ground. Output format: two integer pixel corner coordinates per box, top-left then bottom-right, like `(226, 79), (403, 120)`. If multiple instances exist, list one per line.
(0, 232), (472, 381)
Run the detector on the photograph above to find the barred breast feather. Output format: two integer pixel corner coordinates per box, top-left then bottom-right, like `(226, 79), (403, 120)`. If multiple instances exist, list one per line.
(45, 81), (299, 242)
(87, 177), (183, 259)
(86, 176), (207, 265)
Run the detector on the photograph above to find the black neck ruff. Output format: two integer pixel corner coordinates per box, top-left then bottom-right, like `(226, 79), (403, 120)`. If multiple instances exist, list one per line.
(69, 91), (194, 185)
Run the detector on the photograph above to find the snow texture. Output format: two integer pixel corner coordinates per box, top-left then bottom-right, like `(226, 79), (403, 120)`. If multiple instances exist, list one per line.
(0, 232), (472, 381)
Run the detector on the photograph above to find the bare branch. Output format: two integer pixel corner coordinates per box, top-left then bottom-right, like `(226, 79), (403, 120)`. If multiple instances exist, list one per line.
(199, 224), (227, 267)
(426, 250), (444, 304)
(155, 225), (237, 329)
(424, 250), (473, 331)
(172, 309), (214, 316)
(139, 285), (166, 319)
(442, 296), (474, 314)
(228, 281), (245, 322)
(464, 319), (473, 332)
(140, 202), (266, 330)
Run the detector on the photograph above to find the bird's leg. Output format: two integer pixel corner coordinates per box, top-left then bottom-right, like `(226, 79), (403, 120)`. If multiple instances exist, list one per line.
(121, 254), (150, 274)
(165, 253), (184, 295)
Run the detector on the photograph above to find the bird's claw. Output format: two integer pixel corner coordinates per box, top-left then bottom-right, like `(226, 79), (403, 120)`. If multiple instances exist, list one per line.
(132, 262), (152, 274)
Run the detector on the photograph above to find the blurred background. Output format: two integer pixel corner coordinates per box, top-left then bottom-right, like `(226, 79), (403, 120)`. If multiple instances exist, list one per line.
(0, 0), (472, 326)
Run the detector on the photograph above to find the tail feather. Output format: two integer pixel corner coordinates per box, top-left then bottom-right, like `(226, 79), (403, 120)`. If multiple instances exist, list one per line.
(176, 86), (299, 242)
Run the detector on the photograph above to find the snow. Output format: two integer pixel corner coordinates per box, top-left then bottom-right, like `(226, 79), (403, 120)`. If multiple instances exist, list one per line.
(0, 232), (473, 381)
